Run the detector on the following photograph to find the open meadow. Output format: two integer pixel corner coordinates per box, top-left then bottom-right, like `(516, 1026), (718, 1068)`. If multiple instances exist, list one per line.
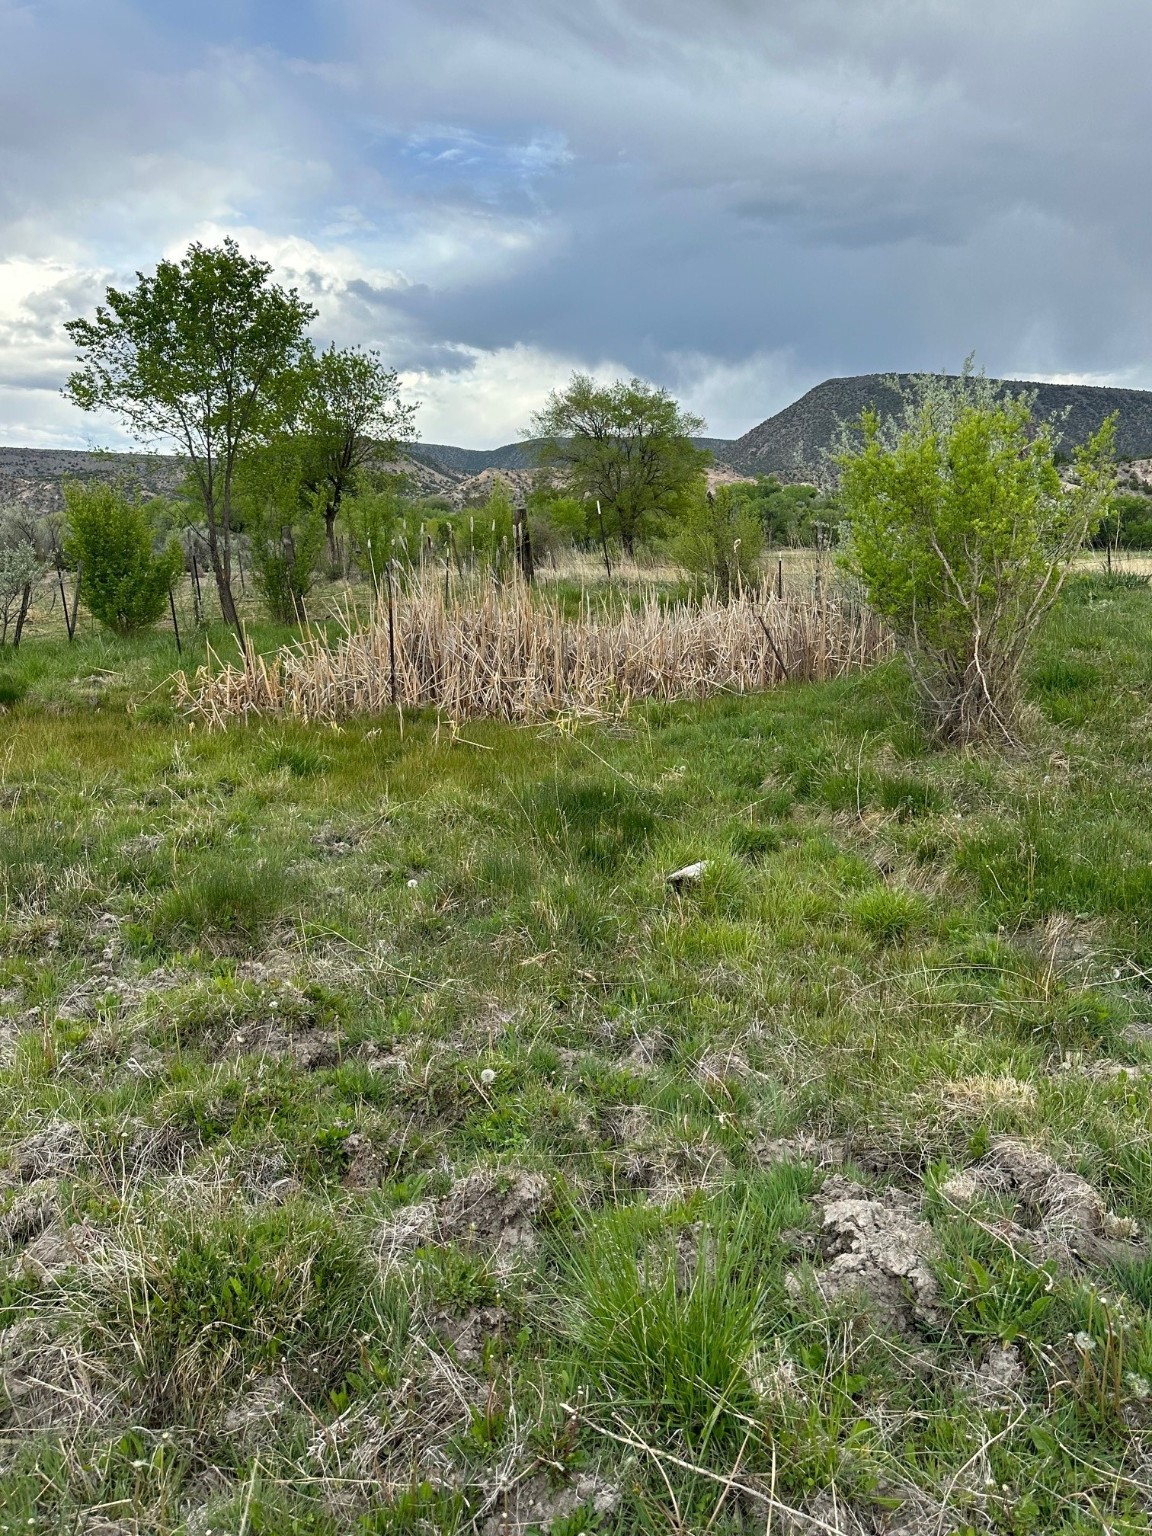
(0, 562), (1151, 1533)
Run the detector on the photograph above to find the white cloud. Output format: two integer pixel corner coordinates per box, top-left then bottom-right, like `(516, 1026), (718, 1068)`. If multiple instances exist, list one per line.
(666, 349), (819, 440)
(401, 342), (629, 446)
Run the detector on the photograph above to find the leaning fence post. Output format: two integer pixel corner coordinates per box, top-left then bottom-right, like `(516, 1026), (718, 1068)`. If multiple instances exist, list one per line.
(168, 584), (183, 655)
(66, 562), (82, 640)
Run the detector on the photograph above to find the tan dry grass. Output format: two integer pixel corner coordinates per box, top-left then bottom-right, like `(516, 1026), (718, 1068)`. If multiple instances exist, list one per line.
(176, 576), (890, 725)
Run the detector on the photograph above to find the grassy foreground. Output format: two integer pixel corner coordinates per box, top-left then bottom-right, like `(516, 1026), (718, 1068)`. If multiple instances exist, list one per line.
(1, 575), (1152, 1534)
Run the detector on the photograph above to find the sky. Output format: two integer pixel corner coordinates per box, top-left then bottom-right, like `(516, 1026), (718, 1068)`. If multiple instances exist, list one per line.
(2, 0), (1151, 449)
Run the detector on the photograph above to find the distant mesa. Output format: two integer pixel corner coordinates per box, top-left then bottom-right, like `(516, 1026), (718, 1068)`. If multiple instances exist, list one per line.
(394, 376), (1152, 483)
(729, 374), (1152, 479)
(4, 373), (1152, 511)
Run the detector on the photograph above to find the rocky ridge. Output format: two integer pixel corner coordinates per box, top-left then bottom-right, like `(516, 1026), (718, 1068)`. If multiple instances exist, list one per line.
(6, 374), (1152, 512)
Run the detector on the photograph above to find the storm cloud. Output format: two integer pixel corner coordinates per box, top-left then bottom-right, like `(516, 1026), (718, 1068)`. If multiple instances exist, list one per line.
(2, 0), (1149, 446)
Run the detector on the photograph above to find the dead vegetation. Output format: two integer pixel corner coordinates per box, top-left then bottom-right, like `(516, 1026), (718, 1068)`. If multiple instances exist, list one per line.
(176, 576), (889, 724)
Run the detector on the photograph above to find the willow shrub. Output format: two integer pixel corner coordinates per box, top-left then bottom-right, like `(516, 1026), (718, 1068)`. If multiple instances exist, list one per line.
(837, 375), (1116, 744)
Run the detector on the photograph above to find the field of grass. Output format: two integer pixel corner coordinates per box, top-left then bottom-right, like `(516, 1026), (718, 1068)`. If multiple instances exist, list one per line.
(1, 570), (1152, 1532)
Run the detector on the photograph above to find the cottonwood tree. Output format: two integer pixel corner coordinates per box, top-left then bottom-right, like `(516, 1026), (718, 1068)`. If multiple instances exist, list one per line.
(837, 371), (1116, 744)
(289, 344), (418, 563)
(64, 239), (317, 631)
(531, 375), (708, 555)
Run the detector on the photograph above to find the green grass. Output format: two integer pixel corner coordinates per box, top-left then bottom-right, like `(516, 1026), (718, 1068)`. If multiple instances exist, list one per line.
(1, 573), (1151, 1530)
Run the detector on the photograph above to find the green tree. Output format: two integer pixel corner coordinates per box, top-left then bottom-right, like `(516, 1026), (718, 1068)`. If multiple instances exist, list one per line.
(63, 481), (182, 635)
(674, 483), (763, 599)
(287, 344), (418, 564)
(469, 477), (516, 572)
(64, 239), (317, 632)
(837, 373), (1116, 744)
(1094, 492), (1152, 553)
(531, 375), (708, 556)
(730, 476), (834, 547)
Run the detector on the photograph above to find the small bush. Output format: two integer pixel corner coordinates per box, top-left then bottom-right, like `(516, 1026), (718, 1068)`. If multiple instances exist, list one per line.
(63, 479), (182, 634)
(674, 482), (763, 600)
(234, 441), (325, 623)
(838, 370), (1116, 743)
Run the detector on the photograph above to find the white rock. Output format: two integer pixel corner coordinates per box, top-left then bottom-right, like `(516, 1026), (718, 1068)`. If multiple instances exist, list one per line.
(668, 860), (709, 887)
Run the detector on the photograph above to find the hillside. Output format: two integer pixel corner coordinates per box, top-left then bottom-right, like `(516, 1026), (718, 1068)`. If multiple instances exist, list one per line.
(0, 447), (184, 516)
(6, 376), (1152, 511)
(735, 373), (1152, 477)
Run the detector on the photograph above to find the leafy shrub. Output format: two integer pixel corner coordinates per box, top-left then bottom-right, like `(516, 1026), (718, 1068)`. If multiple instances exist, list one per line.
(63, 480), (182, 634)
(1093, 492), (1152, 551)
(838, 371), (1115, 743)
(729, 475), (838, 546)
(673, 482), (763, 599)
(234, 440), (325, 622)
(0, 509), (43, 644)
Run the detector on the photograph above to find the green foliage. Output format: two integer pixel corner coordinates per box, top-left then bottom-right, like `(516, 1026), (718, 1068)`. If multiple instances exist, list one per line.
(532, 373), (709, 554)
(465, 477), (516, 571)
(234, 437), (326, 621)
(838, 370), (1116, 743)
(1093, 491), (1152, 551)
(62, 479), (181, 635)
(278, 342), (418, 561)
(673, 482), (763, 598)
(730, 476), (838, 546)
(0, 508), (43, 643)
(343, 473), (409, 580)
(525, 483), (589, 559)
(65, 238), (316, 627)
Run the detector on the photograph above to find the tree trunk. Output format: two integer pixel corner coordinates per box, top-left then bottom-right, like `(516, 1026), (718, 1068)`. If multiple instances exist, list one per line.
(325, 485), (343, 565)
(204, 519), (241, 632)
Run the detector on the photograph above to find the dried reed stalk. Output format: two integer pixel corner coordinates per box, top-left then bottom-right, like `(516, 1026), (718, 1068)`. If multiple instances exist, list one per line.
(175, 578), (890, 726)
